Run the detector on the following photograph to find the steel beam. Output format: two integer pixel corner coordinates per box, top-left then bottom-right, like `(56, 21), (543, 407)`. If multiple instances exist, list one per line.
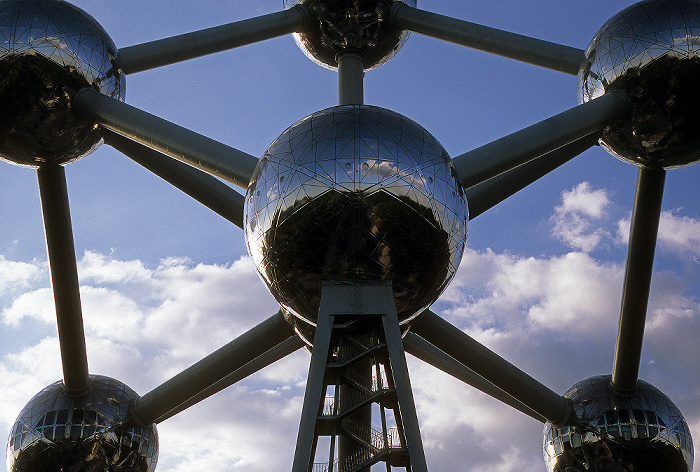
(37, 166), (90, 396)
(411, 310), (571, 425)
(391, 4), (585, 75)
(292, 294), (335, 472)
(153, 335), (305, 423)
(378, 288), (428, 472)
(338, 52), (364, 106)
(465, 132), (600, 219)
(403, 332), (546, 423)
(452, 91), (631, 190)
(611, 167), (666, 393)
(118, 7), (309, 74)
(132, 311), (294, 425)
(102, 129), (246, 228)
(72, 88), (258, 190)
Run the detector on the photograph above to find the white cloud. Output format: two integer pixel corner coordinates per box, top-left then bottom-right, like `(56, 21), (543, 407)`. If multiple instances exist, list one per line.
(443, 248), (623, 336)
(551, 182), (611, 252)
(617, 210), (700, 258)
(0, 212), (698, 472)
(0, 256), (43, 296)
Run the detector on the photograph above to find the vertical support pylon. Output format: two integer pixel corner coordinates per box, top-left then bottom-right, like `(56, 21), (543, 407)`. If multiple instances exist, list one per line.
(292, 282), (428, 472)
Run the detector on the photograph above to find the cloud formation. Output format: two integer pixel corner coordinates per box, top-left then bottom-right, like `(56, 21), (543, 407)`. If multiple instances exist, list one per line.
(0, 183), (698, 472)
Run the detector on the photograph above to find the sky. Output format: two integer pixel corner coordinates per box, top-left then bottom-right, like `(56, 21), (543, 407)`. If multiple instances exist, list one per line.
(1, 1), (699, 471)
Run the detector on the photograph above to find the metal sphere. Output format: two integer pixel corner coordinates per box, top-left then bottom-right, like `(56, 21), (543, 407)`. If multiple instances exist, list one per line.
(245, 105), (468, 335)
(543, 375), (693, 472)
(283, 0), (416, 70)
(0, 0), (125, 167)
(578, 0), (700, 169)
(6, 376), (158, 472)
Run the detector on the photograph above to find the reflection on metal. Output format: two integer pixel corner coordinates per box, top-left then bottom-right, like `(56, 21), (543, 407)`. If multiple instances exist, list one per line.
(245, 105), (468, 333)
(292, 283), (427, 472)
(0, 0), (124, 167)
(284, 0), (415, 70)
(6, 376), (158, 472)
(543, 375), (693, 472)
(579, 0), (700, 168)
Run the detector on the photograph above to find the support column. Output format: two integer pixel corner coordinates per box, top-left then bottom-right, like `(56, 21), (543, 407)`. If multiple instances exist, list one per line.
(338, 52), (364, 106)
(291, 282), (427, 471)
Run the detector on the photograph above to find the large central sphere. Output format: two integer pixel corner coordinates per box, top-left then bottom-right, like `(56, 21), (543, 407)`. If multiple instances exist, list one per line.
(543, 375), (693, 472)
(0, 0), (125, 167)
(6, 376), (158, 472)
(578, 0), (700, 169)
(245, 105), (468, 334)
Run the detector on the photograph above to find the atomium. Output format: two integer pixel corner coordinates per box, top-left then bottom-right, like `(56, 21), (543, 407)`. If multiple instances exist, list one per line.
(578, 0), (700, 169)
(0, 0), (698, 471)
(245, 105), (468, 340)
(543, 375), (693, 472)
(6, 376), (158, 472)
(283, 0), (416, 70)
(0, 0), (124, 167)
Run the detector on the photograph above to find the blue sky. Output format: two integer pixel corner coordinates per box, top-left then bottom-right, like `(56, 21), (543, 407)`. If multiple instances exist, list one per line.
(1, 1), (699, 471)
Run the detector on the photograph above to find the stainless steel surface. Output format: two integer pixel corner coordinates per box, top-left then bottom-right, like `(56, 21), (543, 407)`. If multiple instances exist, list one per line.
(579, 0), (700, 169)
(452, 91), (632, 190)
(72, 87), (258, 190)
(118, 7), (309, 74)
(101, 129), (246, 229)
(403, 331), (547, 423)
(0, 0), (124, 167)
(6, 376), (158, 472)
(411, 310), (571, 426)
(245, 105), (468, 329)
(465, 133), (600, 220)
(612, 167), (666, 393)
(283, 0), (415, 70)
(132, 311), (293, 426)
(37, 166), (89, 396)
(543, 375), (693, 472)
(337, 51), (364, 105)
(391, 3), (586, 75)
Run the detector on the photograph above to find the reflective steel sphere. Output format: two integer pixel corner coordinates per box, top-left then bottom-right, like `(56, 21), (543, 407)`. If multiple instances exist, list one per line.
(245, 105), (468, 334)
(0, 0), (125, 167)
(6, 376), (158, 472)
(578, 0), (700, 169)
(543, 375), (693, 472)
(283, 0), (416, 70)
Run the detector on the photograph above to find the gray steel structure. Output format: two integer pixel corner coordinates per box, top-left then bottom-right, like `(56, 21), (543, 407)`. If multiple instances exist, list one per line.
(1, 0), (698, 471)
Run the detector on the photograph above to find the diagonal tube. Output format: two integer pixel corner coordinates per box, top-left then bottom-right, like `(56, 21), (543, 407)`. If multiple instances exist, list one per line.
(132, 311), (295, 425)
(411, 310), (571, 425)
(390, 4), (585, 75)
(153, 335), (305, 423)
(71, 88), (258, 190)
(118, 6), (309, 74)
(403, 332), (546, 423)
(102, 129), (246, 228)
(465, 132), (600, 219)
(37, 166), (90, 396)
(611, 167), (666, 394)
(452, 91), (631, 190)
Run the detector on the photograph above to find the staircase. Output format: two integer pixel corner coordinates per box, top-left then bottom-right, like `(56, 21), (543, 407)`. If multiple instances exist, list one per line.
(311, 323), (410, 472)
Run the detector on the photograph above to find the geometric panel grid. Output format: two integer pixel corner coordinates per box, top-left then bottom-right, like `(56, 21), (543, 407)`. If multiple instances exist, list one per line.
(245, 105), (468, 333)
